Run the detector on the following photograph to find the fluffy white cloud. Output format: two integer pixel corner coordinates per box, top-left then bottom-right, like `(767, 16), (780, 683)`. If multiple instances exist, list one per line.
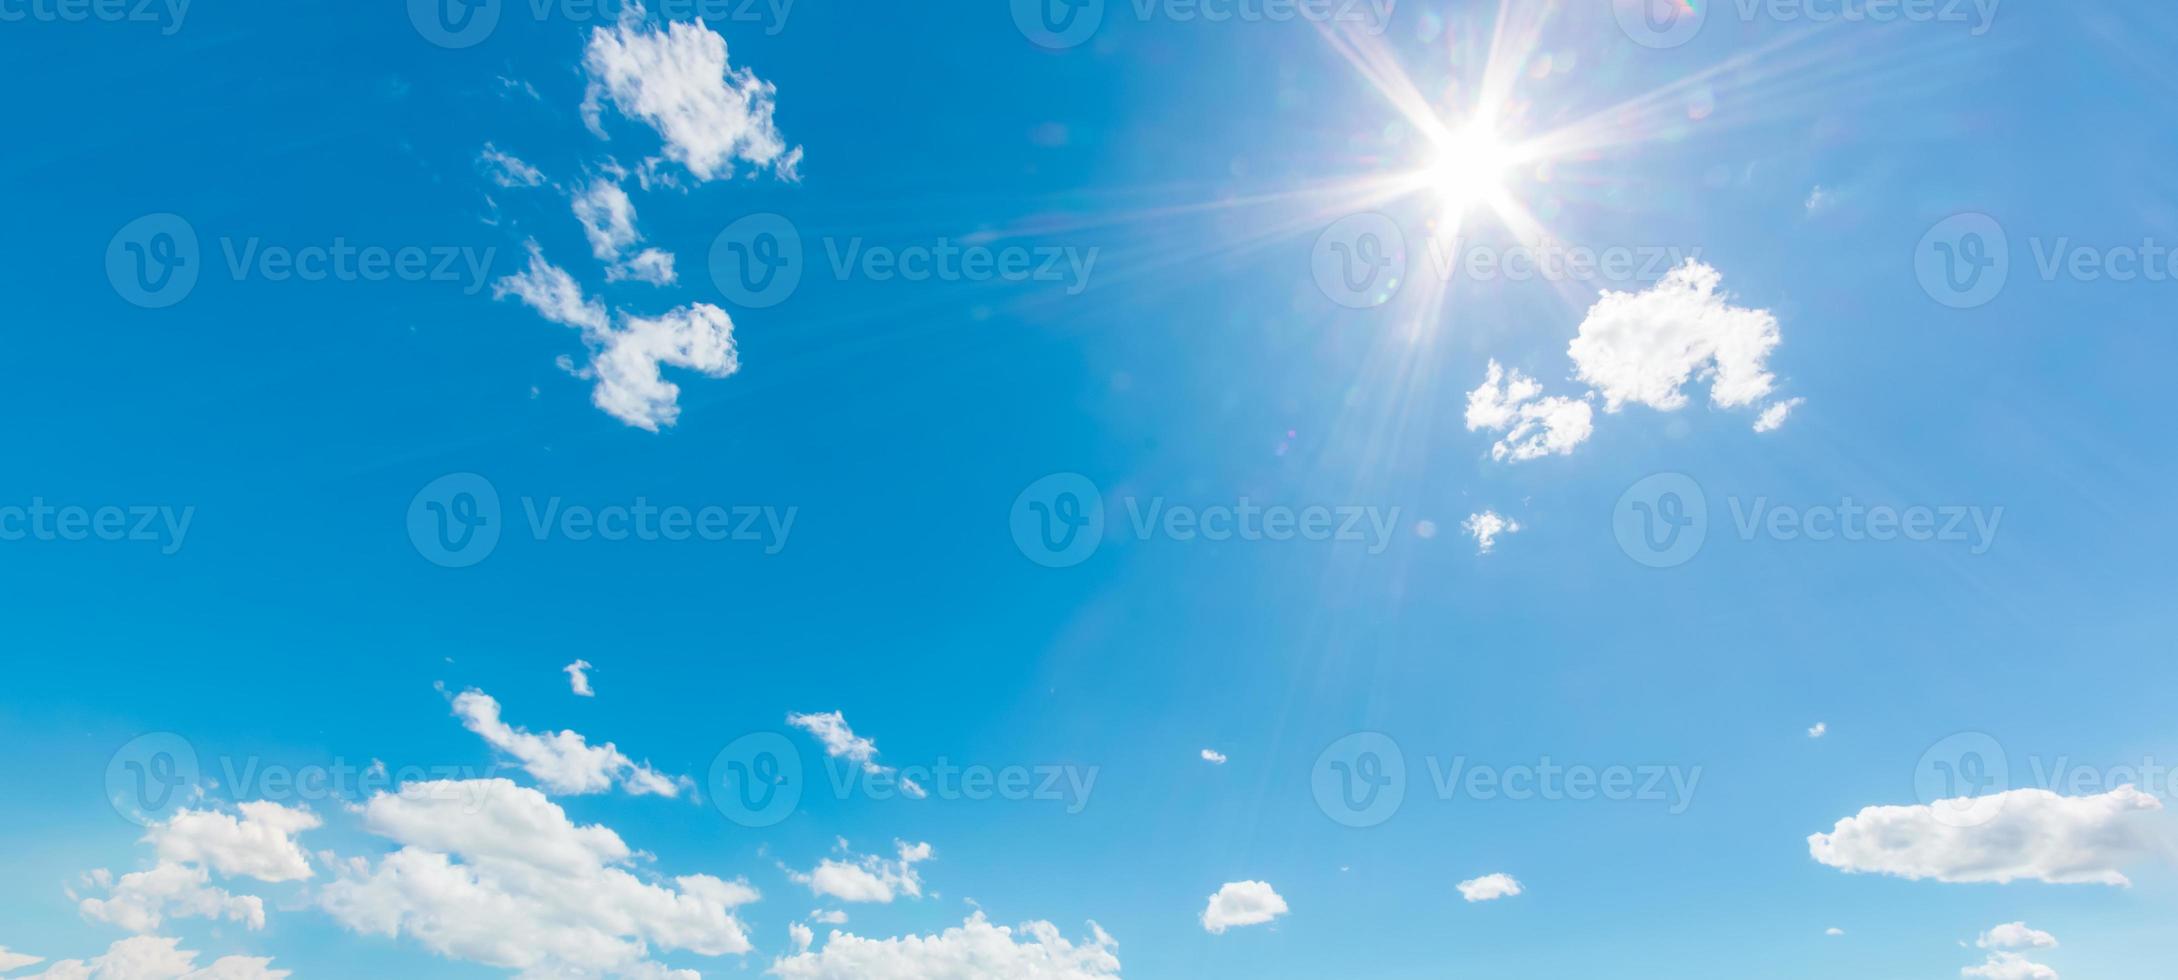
(147, 803), (319, 883)
(1455, 873), (1523, 903)
(581, 12), (801, 183)
(0, 947), (44, 972)
(583, 303), (740, 431)
(789, 922), (814, 952)
(17, 936), (288, 980)
(1464, 360), (1594, 462)
(320, 779), (757, 979)
(78, 864), (264, 934)
(479, 144), (545, 188)
(1200, 749), (1227, 765)
(787, 711), (883, 772)
(494, 242), (610, 333)
(609, 247), (677, 286)
(1824, 927), (1844, 937)
(565, 659), (596, 697)
(1979, 923), (2058, 950)
(1461, 510), (1521, 555)
(1567, 259), (1784, 416)
(452, 689), (684, 797)
(1753, 396), (1804, 433)
(573, 178), (641, 262)
(1963, 951), (2059, 980)
(791, 840), (933, 904)
(771, 913), (1119, 980)
(1807, 786), (2166, 885)
(1199, 880), (1286, 934)
(1807, 721), (1827, 739)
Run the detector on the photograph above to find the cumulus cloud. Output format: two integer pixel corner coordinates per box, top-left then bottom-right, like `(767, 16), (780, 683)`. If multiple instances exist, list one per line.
(1807, 785), (2167, 885)
(1461, 510), (1522, 555)
(784, 711), (924, 796)
(1979, 923), (2058, 950)
(1200, 880), (1287, 934)
(1464, 360), (1594, 462)
(16, 935), (288, 980)
(320, 779), (757, 979)
(494, 242), (611, 333)
(790, 840), (933, 904)
(1200, 749), (1227, 765)
(771, 913), (1118, 980)
(77, 864), (265, 934)
(1753, 396), (1804, 433)
(1455, 873), (1523, 903)
(565, 659), (596, 697)
(1808, 722), (1827, 739)
(1567, 259), (1785, 416)
(147, 803), (319, 883)
(1825, 927), (1844, 937)
(581, 13), (801, 182)
(571, 179), (678, 286)
(1963, 951), (2059, 980)
(452, 689), (684, 797)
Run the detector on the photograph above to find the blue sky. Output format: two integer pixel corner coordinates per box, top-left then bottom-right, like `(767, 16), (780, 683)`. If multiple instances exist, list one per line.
(3, 0), (2177, 977)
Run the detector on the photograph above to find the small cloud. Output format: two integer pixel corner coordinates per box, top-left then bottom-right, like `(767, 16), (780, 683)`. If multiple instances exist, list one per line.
(1456, 873), (1523, 903)
(1462, 511), (1522, 555)
(1200, 749), (1228, 765)
(1826, 927), (1845, 937)
(1754, 397), (1806, 433)
(1466, 360), (1593, 462)
(564, 659), (595, 697)
(1807, 721), (1826, 739)
(1805, 185), (1835, 215)
(1978, 923), (2058, 951)
(1201, 881), (1287, 934)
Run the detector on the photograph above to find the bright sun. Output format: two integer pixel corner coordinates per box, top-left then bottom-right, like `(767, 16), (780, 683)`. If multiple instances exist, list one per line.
(1429, 123), (1519, 210)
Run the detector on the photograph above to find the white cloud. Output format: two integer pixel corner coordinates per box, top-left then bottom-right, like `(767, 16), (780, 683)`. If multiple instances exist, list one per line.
(1807, 785), (2166, 885)
(1455, 873), (1523, 903)
(17, 936), (288, 980)
(494, 241), (611, 334)
(1979, 923), (2058, 950)
(1804, 185), (1833, 215)
(789, 922), (814, 952)
(790, 841), (933, 904)
(581, 13), (801, 183)
(1461, 510), (1522, 555)
(1464, 360), (1594, 462)
(1200, 749), (1227, 765)
(565, 659), (596, 697)
(147, 803), (320, 883)
(1567, 259), (1786, 416)
(1808, 721), (1827, 739)
(573, 178), (642, 262)
(478, 144), (545, 188)
(1200, 880), (1287, 934)
(772, 913), (1118, 980)
(1963, 951), (2059, 980)
(1754, 397), (1805, 433)
(1825, 927), (1844, 937)
(787, 711), (888, 775)
(0, 947), (44, 972)
(810, 909), (848, 925)
(78, 863), (265, 934)
(608, 246), (678, 286)
(320, 779), (757, 979)
(581, 303), (741, 431)
(452, 689), (684, 797)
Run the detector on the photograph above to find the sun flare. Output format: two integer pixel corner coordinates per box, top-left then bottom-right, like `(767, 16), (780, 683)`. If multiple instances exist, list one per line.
(1428, 123), (1520, 211)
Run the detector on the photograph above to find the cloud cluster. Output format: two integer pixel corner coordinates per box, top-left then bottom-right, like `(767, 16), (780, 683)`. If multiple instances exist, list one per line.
(581, 13), (802, 182)
(771, 913), (1119, 980)
(10, 936), (289, 980)
(1464, 361), (1593, 462)
(1807, 785), (2166, 885)
(76, 802), (320, 936)
(791, 840), (935, 904)
(1461, 510), (1522, 554)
